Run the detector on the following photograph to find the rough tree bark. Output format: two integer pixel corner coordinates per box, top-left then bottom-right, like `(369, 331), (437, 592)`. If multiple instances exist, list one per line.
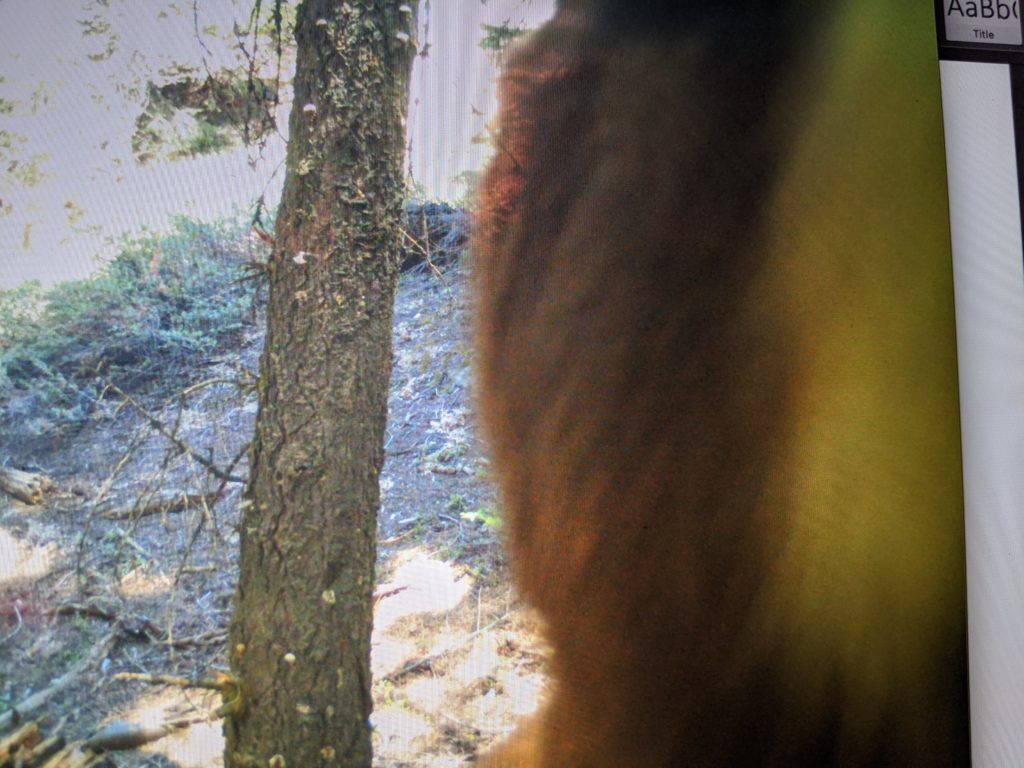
(225, 2), (417, 766)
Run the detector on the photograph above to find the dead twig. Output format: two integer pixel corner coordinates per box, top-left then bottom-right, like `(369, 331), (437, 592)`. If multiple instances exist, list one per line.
(379, 613), (510, 684)
(104, 382), (245, 484)
(1, 602), (23, 645)
(378, 529), (415, 546)
(113, 671), (243, 719)
(401, 226), (451, 289)
(112, 672), (222, 691)
(161, 629), (227, 649)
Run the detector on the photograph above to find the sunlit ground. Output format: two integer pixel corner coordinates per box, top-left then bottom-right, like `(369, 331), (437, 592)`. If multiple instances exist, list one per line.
(0, 525), (55, 588)
(372, 551), (474, 677)
(98, 550), (542, 766)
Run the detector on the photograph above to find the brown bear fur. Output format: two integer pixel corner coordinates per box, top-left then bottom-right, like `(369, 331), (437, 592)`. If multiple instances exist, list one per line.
(472, 3), (969, 765)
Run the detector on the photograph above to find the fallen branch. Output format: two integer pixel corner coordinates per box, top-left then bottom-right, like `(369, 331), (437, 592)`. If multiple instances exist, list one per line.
(53, 601), (118, 623)
(54, 602), (166, 642)
(0, 720), (42, 761)
(0, 719), (76, 768)
(0, 631), (117, 733)
(101, 491), (222, 521)
(26, 729), (66, 766)
(0, 467), (55, 505)
(83, 716), (203, 753)
(34, 742), (106, 767)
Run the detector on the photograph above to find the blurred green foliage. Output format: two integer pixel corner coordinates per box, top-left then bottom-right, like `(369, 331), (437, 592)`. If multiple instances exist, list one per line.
(0, 215), (264, 433)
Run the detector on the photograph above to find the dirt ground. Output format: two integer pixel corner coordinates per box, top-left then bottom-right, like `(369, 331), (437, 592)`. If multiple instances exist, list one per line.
(0, 263), (546, 766)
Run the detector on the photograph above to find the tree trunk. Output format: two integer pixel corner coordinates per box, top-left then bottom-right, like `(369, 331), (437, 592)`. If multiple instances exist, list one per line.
(225, 3), (417, 766)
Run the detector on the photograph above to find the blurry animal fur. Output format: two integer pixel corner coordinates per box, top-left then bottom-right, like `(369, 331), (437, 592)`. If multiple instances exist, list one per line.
(472, 1), (969, 766)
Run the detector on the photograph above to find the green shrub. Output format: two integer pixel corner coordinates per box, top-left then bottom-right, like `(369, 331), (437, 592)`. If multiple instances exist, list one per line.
(460, 506), (502, 531)
(0, 279), (44, 391)
(172, 119), (233, 158)
(0, 215), (263, 435)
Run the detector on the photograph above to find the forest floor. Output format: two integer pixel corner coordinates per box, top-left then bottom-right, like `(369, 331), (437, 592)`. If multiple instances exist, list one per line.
(0, 262), (546, 767)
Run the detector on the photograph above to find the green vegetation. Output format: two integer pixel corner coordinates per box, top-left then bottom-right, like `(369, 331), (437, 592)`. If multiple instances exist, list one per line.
(460, 506), (502, 531)
(0, 75), (29, 213)
(0, 215), (263, 434)
(133, 72), (277, 163)
(479, 22), (526, 56)
(173, 118), (233, 158)
(6, 152), (52, 187)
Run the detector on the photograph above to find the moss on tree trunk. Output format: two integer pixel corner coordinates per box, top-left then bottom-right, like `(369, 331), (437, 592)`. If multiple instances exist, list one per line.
(226, 2), (417, 766)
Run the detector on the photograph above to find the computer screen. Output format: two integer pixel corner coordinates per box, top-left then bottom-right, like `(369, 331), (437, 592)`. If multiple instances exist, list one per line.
(937, 2), (1024, 762)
